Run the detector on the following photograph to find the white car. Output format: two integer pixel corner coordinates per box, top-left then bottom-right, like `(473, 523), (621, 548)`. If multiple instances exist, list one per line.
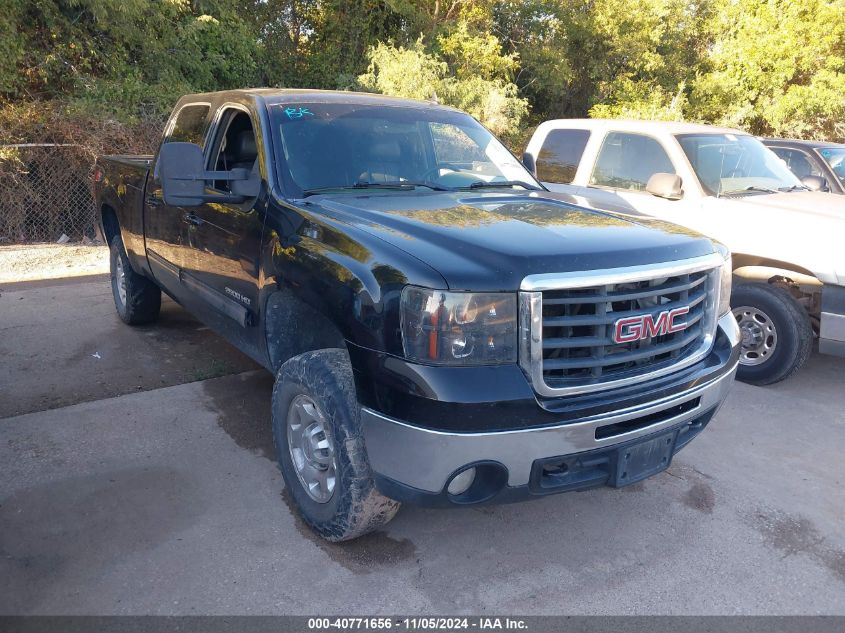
(524, 119), (845, 384)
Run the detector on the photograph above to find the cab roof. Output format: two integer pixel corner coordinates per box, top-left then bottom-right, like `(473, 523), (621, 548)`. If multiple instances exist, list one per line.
(763, 137), (845, 149)
(543, 118), (749, 136)
(181, 88), (459, 111)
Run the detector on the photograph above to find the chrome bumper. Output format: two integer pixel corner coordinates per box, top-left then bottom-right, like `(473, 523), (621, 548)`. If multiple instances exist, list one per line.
(361, 312), (739, 494)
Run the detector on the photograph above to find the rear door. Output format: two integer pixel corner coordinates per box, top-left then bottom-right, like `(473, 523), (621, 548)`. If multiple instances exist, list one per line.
(144, 102), (211, 294)
(534, 128), (591, 192)
(179, 104), (265, 355)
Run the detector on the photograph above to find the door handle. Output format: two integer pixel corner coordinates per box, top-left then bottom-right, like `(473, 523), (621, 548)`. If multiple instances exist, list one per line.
(183, 213), (204, 226)
(146, 195), (162, 208)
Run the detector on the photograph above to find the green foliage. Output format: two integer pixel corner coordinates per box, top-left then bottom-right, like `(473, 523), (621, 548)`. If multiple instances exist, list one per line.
(4, 0), (845, 146)
(357, 39), (528, 138)
(690, 0), (845, 139)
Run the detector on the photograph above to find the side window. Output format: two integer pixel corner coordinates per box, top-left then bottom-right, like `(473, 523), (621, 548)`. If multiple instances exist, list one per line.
(769, 147), (821, 179)
(208, 109), (258, 192)
(166, 105), (210, 147)
(590, 132), (675, 191)
(536, 129), (590, 183)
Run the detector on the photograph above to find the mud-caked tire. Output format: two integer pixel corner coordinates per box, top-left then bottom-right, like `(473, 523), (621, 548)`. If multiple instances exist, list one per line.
(109, 234), (161, 325)
(272, 349), (400, 541)
(731, 283), (813, 386)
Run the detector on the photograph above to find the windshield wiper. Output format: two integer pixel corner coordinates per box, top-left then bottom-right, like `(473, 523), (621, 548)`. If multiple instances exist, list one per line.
(461, 180), (542, 191)
(387, 180), (452, 191)
(303, 181), (450, 197)
(721, 185), (779, 196)
(779, 184), (809, 192)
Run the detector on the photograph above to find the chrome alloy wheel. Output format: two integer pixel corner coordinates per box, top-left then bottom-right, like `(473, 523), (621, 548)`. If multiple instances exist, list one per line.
(733, 305), (778, 366)
(287, 394), (337, 503)
(114, 255), (127, 306)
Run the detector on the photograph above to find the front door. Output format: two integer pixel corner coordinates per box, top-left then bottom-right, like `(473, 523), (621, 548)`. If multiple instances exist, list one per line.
(144, 102), (212, 296)
(579, 131), (697, 220)
(179, 105), (265, 357)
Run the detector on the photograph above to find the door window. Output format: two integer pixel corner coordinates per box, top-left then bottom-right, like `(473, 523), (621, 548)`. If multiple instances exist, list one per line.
(536, 129), (591, 183)
(208, 109), (258, 192)
(590, 132), (675, 191)
(768, 147), (822, 179)
(166, 104), (210, 147)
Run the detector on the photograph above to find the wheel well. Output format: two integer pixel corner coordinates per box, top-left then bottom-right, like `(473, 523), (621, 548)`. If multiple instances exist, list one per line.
(264, 289), (347, 374)
(101, 205), (120, 245)
(732, 255), (821, 330)
(731, 253), (817, 281)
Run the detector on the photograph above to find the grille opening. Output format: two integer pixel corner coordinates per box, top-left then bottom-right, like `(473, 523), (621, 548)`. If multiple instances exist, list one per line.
(540, 269), (712, 390)
(595, 398), (700, 440)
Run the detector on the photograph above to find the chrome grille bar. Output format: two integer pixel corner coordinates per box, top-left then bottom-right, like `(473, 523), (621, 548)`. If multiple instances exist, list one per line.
(519, 253), (724, 397)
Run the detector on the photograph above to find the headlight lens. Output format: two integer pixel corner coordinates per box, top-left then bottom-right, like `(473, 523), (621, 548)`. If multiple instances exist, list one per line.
(718, 254), (732, 316)
(400, 287), (517, 365)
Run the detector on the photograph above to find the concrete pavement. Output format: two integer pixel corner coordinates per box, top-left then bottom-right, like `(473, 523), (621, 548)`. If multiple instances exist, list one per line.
(2, 361), (844, 614)
(0, 277), (258, 418)
(1, 276), (843, 614)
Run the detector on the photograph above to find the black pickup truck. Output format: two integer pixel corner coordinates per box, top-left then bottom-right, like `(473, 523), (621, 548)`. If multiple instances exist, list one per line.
(94, 89), (740, 541)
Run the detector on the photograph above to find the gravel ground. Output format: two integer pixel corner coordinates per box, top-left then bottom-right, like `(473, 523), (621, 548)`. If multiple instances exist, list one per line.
(0, 243), (109, 284)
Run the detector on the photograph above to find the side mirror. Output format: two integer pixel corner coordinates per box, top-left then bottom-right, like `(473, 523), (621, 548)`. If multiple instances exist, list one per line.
(522, 152), (537, 178)
(646, 172), (683, 200)
(159, 142), (252, 206)
(801, 175), (828, 192)
(160, 142), (206, 206)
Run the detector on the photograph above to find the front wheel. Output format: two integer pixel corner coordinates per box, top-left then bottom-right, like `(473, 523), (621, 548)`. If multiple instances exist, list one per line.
(272, 349), (400, 541)
(731, 283), (812, 385)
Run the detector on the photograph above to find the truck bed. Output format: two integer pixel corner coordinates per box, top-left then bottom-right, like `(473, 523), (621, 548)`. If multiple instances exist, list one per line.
(99, 154), (154, 169)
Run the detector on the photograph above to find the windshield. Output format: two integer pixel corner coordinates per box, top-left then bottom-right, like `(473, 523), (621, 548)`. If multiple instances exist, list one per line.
(817, 147), (845, 184)
(676, 133), (802, 196)
(270, 102), (539, 196)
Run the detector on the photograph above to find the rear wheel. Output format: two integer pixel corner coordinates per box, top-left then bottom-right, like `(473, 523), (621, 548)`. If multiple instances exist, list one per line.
(731, 283), (812, 385)
(110, 234), (161, 325)
(272, 349), (400, 541)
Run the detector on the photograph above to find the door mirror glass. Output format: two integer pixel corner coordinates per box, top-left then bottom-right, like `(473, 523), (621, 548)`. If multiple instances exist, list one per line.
(801, 175), (828, 192)
(160, 142), (206, 206)
(646, 172), (684, 200)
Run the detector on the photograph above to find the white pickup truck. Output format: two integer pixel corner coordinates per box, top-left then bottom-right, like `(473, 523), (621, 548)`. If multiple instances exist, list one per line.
(524, 119), (845, 384)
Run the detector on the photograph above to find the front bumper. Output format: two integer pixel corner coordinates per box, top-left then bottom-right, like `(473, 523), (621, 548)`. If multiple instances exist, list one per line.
(361, 312), (740, 506)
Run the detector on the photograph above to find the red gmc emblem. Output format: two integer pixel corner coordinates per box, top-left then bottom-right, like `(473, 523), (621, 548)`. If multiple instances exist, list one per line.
(612, 306), (690, 344)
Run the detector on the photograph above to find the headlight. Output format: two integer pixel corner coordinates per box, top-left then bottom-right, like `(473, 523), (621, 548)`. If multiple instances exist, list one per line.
(400, 287), (517, 365)
(718, 254), (732, 316)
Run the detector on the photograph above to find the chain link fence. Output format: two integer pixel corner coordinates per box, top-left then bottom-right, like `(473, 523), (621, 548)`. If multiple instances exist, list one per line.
(0, 144), (98, 244)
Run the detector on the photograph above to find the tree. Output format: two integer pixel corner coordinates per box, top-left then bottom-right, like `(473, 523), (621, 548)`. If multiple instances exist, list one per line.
(357, 39), (528, 138)
(690, 0), (845, 139)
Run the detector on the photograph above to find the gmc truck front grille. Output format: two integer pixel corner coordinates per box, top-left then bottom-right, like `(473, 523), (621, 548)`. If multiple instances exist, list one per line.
(519, 254), (724, 397)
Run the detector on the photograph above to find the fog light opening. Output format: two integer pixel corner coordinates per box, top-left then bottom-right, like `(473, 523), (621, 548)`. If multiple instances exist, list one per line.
(447, 467), (476, 496)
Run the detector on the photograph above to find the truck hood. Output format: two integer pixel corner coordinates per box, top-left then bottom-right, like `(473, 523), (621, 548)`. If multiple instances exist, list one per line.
(312, 191), (719, 291)
(696, 190), (845, 285)
(729, 190), (845, 219)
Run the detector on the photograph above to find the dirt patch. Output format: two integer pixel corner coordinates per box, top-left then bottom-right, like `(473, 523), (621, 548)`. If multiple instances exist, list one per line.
(0, 243), (109, 283)
(751, 508), (845, 582)
(682, 481), (716, 514)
